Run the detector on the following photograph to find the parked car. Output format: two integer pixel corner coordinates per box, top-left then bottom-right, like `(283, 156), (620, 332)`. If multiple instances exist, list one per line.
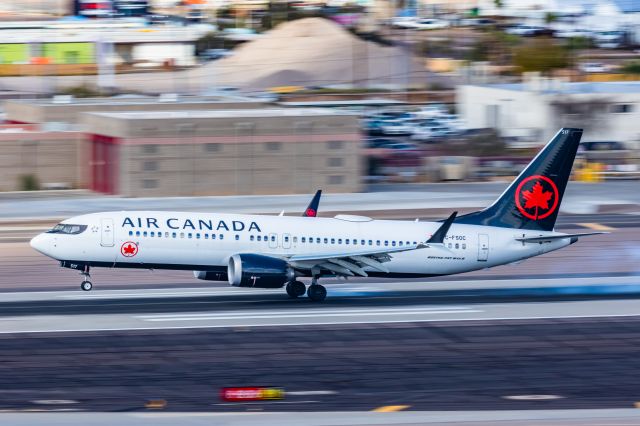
(381, 121), (413, 136)
(390, 16), (418, 29)
(595, 31), (625, 49)
(505, 24), (551, 37)
(200, 48), (233, 61)
(460, 18), (496, 27)
(411, 18), (450, 30)
(554, 28), (593, 39)
(579, 62), (611, 73)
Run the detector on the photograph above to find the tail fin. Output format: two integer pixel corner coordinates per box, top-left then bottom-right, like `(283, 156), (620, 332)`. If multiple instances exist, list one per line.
(303, 190), (322, 217)
(456, 128), (583, 232)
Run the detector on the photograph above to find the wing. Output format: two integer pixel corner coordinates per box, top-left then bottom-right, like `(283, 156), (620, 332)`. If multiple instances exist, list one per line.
(287, 212), (457, 277)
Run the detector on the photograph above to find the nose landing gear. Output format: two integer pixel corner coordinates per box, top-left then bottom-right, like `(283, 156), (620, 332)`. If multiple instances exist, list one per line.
(80, 266), (92, 291)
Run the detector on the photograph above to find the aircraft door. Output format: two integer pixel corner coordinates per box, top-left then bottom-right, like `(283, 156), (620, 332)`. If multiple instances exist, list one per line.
(101, 218), (115, 247)
(282, 233), (292, 249)
(268, 233), (278, 249)
(477, 234), (489, 261)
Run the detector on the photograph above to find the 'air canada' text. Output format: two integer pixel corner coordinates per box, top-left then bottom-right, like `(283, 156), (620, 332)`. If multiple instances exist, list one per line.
(122, 217), (262, 232)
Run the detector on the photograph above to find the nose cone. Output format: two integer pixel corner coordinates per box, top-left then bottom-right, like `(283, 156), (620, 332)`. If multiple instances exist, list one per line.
(30, 233), (52, 257)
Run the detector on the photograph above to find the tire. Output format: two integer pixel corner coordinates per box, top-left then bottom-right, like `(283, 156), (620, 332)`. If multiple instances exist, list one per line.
(81, 281), (93, 291)
(307, 285), (327, 302)
(286, 281), (307, 298)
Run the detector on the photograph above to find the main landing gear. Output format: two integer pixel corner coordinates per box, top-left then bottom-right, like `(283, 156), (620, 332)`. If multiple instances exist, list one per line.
(307, 276), (327, 303)
(285, 277), (327, 302)
(80, 266), (93, 291)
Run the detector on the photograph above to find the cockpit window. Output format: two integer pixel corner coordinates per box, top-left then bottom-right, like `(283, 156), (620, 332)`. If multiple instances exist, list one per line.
(47, 224), (87, 235)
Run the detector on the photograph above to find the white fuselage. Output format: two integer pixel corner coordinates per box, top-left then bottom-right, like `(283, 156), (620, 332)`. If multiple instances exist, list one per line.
(30, 211), (570, 279)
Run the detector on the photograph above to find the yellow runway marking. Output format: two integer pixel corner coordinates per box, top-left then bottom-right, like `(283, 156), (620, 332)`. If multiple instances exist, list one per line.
(578, 223), (616, 232)
(372, 405), (411, 412)
(145, 399), (167, 409)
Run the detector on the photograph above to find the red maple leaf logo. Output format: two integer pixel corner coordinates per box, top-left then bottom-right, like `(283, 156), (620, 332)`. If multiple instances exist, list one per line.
(121, 242), (138, 257)
(305, 208), (317, 217)
(123, 244), (136, 255)
(521, 181), (553, 220)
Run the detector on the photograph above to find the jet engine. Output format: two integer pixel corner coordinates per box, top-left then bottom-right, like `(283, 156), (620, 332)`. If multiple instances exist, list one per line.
(227, 254), (294, 288)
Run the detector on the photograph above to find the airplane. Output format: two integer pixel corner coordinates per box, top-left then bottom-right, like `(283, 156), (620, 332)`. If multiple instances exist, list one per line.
(30, 128), (604, 302)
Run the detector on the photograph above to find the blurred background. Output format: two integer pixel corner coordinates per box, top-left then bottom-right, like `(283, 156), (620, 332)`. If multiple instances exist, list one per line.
(0, 0), (638, 194)
(1, 1), (640, 424)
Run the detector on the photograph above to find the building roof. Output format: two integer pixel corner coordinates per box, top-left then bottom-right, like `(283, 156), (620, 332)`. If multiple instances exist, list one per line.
(481, 81), (640, 94)
(8, 95), (268, 108)
(87, 108), (360, 120)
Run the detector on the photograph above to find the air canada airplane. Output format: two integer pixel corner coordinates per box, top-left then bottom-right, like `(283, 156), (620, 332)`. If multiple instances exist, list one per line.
(31, 128), (604, 302)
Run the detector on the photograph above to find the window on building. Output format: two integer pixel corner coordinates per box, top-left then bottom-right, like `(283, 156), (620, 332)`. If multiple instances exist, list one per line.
(142, 144), (158, 154)
(328, 175), (344, 185)
(328, 140), (344, 150)
(266, 142), (281, 151)
(143, 161), (157, 172)
(328, 157), (344, 167)
(142, 179), (158, 189)
(204, 143), (220, 152)
(611, 104), (634, 113)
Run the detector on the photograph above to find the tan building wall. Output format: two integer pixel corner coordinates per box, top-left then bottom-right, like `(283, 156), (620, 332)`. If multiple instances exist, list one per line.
(0, 127), (83, 191)
(83, 109), (363, 197)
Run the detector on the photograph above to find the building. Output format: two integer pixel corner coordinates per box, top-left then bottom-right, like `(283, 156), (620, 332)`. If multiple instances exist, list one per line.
(82, 108), (362, 196)
(0, 124), (83, 191)
(3, 95), (271, 127)
(457, 79), (640, 144)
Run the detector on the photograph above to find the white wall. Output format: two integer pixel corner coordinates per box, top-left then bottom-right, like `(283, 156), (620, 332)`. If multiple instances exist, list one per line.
(131, 43), (196, 66)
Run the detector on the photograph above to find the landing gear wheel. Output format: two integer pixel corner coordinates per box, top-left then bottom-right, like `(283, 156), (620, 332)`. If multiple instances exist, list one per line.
(286, 281), (306, 298)
(307, 284), (327, 302)
(81, 281), (93, 292)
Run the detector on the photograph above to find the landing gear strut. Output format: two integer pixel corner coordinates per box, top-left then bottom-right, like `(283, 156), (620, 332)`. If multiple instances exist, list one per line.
(285, 280), (306, 298)
(80, 265), (92, 291)
(307, 276), (327, 302)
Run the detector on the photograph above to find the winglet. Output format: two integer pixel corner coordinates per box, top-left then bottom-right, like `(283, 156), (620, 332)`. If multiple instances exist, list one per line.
(425, 211), (457, 244)
(303, 189), (322, 217)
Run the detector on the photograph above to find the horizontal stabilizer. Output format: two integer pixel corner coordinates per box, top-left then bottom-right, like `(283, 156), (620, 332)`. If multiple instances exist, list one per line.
(426, 211), (457, 244)
(516, 232), (606, 243)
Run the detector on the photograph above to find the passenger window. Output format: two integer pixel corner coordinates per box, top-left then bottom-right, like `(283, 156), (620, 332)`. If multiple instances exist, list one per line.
(338, 239), (342, 244)
(462, 243), (466, 249)
(376, 240), (380, 246)
(368, 240), (373, 245)
(455, 243), (459, 249)
(323, 238), (328, 244)
(406, 241), (410, 245)
(293, 236), (298, 243)
(345, 239), (349, 245)
(129, 231), (133, 236)
(157, 233), (161, 238)
(250, 235), (255, 241)
(220, 234), (224, 240)
(284, 236), (289, 242)
(205, 234), (209, 239)
(399, 241), (403, 246)
(235, 235), (240, 241)
(331, 238), (335, 244)
(301, 237), (306, 243)
(188, 233), (192, 239)
(257, 235), (261, 241)
(392, 241), (396, 247)
(172, 232), (177, 238)
(212, 234), (216, 240)
(448, 243), (452, 248)
(413, 241), (417, 245)
(196, 233), (201, 239)
(165, 232), (169, 238)
(361, 240), (365, 245)
(180, 233), (184, 238)
(150, 231), (155, 237)
(384, 241), (388, 246)
(143, 231), (148, 237)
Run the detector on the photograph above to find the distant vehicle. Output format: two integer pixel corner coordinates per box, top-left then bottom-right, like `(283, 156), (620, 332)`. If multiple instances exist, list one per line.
(579, 62), (611, 73)
(554, 28), (593, 39)
(411, 18), (450, 30)
(386, 142), (419, 151)
(200, 48), (233, 61)
(460, 18), (496, 27)
(390, 16), (418, 29)
(381, 121), (413, 136)
(505, 24), (551, 37)
(595, 31), (625, 49)
(30, 128), (604, 303)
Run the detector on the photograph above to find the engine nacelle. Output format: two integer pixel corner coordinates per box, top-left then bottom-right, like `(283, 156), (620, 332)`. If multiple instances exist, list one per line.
(227, 254), (294, 288)
(193, 270), (228, 281)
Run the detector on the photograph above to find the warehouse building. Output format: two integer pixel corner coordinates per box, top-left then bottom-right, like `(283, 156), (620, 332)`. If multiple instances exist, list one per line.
(457, 79), (640, 144)
(82, 109), (362, 196)
(4, 96), (271, 127)
(0, 125), (83, 191)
